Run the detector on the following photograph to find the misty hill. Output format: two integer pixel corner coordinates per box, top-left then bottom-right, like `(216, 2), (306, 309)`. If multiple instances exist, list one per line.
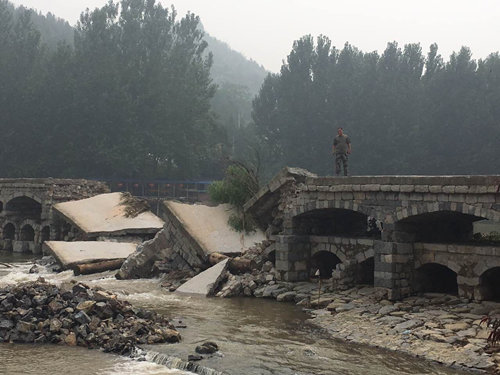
(6, 1), (267, 132)
(5, 1), (267, 94)
(204, 33), (268, 96)
(5, 1), (73, 49)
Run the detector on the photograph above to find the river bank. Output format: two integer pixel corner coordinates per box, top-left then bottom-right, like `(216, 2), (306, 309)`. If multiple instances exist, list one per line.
(211, 259), (500, 374)
(0, 254), (466, 375)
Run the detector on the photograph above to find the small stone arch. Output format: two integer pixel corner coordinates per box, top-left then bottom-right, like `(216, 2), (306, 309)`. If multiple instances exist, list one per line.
(2, 222), (16, 240)
(291, 199), (384, 223)
(292, 206), (382, 238)
(5, 195), (42, 220)
(479, 267), (500, 302)
(414, 262), (458, 295)
(311, 246), (348, 264)
(394, 209), (488, 243)
(310, 250), (342, 279)
(20, 224), (35, 241)
(4, 192), (43, 205)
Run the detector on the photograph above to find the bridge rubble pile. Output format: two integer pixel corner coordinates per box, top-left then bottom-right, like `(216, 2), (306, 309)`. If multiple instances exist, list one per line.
(0, 279), (180, 354)
(117, 201), (266, 284)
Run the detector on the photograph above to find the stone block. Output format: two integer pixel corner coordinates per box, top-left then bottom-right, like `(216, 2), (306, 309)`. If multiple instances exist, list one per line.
(341, 192), (354, 200)
(390, 185), (401, 192)
(409, 193), (423, 201)
(355, 252), (367, 262)
(487, 185), (499, 193)
(375, 261), (395, 272)
(399, 185), (413, 193)
(329, 185), (342, 192)
(429, 185), (442, 193)
(455, 186), (469, 194)
(450, 194), (466, 203)
(358, 239), (374, 246)
(465, 195), (478, 204)
(294, 260), (308, 271)
(395, 243), (413, 254)
(442, 185), (455, 193)
(353, 192), (365, 200)
(478, 195), (495, 203)
(381, 185), (392, 192)
(415, 185), (429, 193)
(361, 184), (381, 192)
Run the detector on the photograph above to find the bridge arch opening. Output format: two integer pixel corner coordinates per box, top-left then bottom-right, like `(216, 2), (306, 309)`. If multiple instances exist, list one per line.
(414, 263), (458, 295)
(479, 267), (500, 302)
(5, 196), (42, 220)
(395, 211), (483, 243)
(3, 223), (15, 240)
(355, 257), (374, 285)
(41, 226), (50, 243)
(311, 251), (342, 279)
(293, 208), (379, 238)
(20, 224), (35, 241)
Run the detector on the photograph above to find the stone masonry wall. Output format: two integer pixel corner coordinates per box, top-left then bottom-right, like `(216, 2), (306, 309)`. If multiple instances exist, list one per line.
(246, 171), (500, 300)
(0, 178), (109, 253)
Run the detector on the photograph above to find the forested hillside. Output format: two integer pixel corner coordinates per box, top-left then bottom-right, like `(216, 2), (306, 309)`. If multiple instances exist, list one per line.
(0, 0), (222, 179)
(253, 36), (500, 177)
(2, 1), (498, 181)
(2, 0), (266, 179)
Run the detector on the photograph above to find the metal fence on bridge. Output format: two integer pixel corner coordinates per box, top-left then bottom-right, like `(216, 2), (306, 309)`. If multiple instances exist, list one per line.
(105, 179), (213, 202)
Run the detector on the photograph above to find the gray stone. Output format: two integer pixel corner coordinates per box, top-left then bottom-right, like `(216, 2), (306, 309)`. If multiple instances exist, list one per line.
(378, 305), (398, 315)
(336, 303), (356, 312)
(392, 319), (423, 333)
(276, 291), (297, 302)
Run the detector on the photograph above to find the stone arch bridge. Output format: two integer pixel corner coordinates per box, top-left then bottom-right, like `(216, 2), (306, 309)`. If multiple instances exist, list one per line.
(245, 168), (500, 301)
(0, 178), (108, 254)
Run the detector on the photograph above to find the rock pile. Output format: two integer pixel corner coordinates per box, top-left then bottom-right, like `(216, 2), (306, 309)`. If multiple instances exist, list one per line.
(0, 279), (180, 354)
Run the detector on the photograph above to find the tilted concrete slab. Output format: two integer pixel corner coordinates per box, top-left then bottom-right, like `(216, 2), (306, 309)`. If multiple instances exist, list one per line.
(53, 192), (164, 236)
(44, 241), (137, 269)
(164, 201), (266, 255)
(176, 258), (229, 296)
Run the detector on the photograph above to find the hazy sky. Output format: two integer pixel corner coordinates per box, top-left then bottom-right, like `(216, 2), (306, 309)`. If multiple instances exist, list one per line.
(10, 0), (500, 72)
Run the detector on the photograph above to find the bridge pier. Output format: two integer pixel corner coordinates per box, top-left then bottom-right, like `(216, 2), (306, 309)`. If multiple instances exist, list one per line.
(275, 235), (310, 281)
(373, 241), (414, 300)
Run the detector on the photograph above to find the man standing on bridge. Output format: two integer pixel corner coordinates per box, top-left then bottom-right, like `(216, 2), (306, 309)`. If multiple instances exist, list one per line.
(332, 127), (351, 176)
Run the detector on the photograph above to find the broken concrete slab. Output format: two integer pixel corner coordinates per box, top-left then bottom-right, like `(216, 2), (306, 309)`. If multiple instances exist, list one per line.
(53, 192), (164, 237)
(176, 258), (229, 296)
(44, 241), (137, 269)
(164, 201), (265, 255)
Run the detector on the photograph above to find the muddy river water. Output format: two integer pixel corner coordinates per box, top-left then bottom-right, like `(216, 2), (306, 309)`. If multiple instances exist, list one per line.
(0, 252), (468, 375)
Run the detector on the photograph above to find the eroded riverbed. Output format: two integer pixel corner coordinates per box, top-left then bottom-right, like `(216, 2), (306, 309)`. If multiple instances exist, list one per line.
(0, 252), (470, 375)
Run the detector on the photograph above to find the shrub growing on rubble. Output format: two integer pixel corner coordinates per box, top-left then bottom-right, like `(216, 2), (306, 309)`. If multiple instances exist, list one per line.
(209, 162), (259, 232)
